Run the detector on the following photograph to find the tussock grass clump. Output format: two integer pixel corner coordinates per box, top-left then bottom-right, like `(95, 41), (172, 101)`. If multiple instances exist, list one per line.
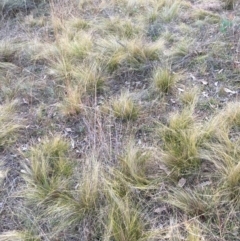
(160, 0), (182, 22)
(222, 0), (236, 10)
(0, 101), (22, 148)
(22, 136), (72, 204)
(76, 63), (105, 93)
(0, 165), (8, 191)
(24, 13), (47, 27)
(192, 9), (220, 23)
(98, 37), (124, 73)
(59, 32), (93, 61)
(205, 140), (240, 206)
(206, 102), (240, 140)
(0, 0), (38, 17)
(42, 156), (104, 231)
(201, 102), (240, 205)
(108, 0), (155, 16)
(117, 142), (152, 188)
(0, 62), (18, 75)
(185, 222), (202, 241)
(152, 68), (176, 93)
(112, 91), (139, 121)
(0, 40), (20, 62)
(99, 17), (142, 39)
(99, 37), (164, 72)
(22, 139), (104, 236)
(28, 41), (58, 63)
(0, 230), (40, 241)
(158, 107), (205, 177)
(125, 38), (164, 62)
(41, 32), (93, 82)
(171, 38), (194, 60)
(104, 198), (147, 241)
(165, 188), (215, 217)
(58, 85), (83, 116)
(49, 54), (74, 82)
(140, 0), (182, 22)
(180, 87), (199, 107)
(221, 102), (240, 128)
(77, 156), (102, 212)
(67, 17), (90, 31)
(104, 142), (153, 199)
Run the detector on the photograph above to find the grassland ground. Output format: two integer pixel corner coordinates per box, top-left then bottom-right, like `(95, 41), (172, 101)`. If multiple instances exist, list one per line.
(0, 0), (240, 240)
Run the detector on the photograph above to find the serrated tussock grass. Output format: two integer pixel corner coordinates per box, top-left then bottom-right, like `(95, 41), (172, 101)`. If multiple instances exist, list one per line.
(58, 85), (83, 116)
(0, 230), (40, 241)
(164, 187), (215, 217)
(203, 135), (240, 206)
(99, 16), (143, 39)
(107, 141), (154, 198)
(98, 37), (164, 72)
(185, 221), (202, 241)
(22, 138), (105, 237)
(180, 87), (199, 107)
(152, 67), (177, 93)
(76, 62), (106, 94)
(48, 32), (93, 81)
(22, 136), (72, 204)
(158, 101), (240, 181)
(171, 38), (194, 61)
(159, 0), (182, 22)
(112, 91), (139, 121)
(0, 40), (20, 62)
(160, 102), (240, 210)
(0, 100), (22, 148)
(222, 0), (236, 10)
(158, 106), (206, 178)
(42, 156), (104, 233)
(66, 17), (90, 31)
(58, 32), (93, 61)
(104, 197), (148, 241)
(118, 141), (152, 187)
